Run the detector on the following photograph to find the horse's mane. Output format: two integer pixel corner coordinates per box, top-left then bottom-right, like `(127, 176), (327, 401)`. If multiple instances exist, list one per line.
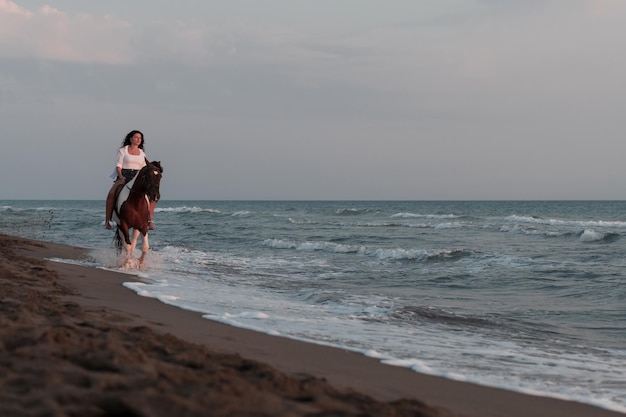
(141, 160), (163, 174)
(147, 160), (163, 173)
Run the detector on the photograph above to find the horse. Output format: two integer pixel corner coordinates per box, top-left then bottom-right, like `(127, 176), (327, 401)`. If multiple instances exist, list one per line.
(112, 160), (163, 268)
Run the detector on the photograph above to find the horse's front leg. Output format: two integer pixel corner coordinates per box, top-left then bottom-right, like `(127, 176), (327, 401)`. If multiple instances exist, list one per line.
(129, 229), (141, 255)
(120, 229), (142, 269)
(117, 225), (132, 259)
(138, 232), (150, 268)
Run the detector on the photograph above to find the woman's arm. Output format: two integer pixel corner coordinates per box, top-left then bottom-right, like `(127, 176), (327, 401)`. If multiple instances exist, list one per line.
(115, 147), (125, 177)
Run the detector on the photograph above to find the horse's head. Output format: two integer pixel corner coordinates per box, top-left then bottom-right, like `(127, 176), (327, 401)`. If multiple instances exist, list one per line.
(144, 161), (163, 202)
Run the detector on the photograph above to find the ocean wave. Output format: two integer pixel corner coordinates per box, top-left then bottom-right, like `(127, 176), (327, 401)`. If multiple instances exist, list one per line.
(355, 222), (432, 229)
(501, 224), (621, 242)
(262, 239), (473, 262)
(263, 239), (361, 253)
(391, 212), (459, 219)
(579, 229), (620, 243)
(231, 211), (253, 217)
(156, 206), (222, 214)
(334, 208), (378, 216)
(0, 205), (53, 213)
(505, 215), (626, 228)
(356, 222), (403, 228)
(499, 224), (567, 237)
(434, 222), (466, 229)
(383, 305), (498, 328)
(355, 221), (465, 229)
(287, 218), (318, 225)
(370, 247), (474, 262)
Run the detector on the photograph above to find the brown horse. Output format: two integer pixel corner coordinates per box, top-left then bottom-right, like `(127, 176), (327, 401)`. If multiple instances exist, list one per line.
(112, 160), (163, 267)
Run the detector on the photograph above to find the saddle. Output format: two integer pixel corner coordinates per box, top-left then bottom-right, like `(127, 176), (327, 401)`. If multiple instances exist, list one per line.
(113, 173), (140, 217)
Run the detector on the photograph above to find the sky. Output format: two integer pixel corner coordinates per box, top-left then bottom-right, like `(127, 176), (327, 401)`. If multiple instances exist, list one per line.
(1, 0), (626, 200)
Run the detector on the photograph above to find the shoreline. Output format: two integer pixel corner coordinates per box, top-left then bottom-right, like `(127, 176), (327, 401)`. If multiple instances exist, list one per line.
(2, 233), (623, 417)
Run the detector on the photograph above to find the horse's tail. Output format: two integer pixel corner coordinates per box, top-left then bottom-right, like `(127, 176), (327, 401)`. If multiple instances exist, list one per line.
(113, 226), (123, 254)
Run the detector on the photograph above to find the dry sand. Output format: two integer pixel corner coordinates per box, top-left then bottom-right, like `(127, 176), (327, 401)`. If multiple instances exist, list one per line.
(1, 233), (622, 417)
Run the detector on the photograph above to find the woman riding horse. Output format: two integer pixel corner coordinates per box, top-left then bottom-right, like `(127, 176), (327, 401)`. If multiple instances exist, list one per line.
(105, 130), (158, 229)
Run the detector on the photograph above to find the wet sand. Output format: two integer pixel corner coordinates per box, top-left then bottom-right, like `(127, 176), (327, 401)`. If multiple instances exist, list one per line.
(1, 233), (622, 417)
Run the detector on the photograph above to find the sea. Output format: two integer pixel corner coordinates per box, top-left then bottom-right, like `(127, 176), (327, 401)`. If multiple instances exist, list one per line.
(1, 200), (625, 413)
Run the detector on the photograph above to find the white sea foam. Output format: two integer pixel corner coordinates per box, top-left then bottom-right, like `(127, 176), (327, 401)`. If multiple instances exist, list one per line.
(156, 206), (221, 214)
(263, 239), (361, 253)
(369, 247), (429, 261)
(335, 208), (375, 215)
(391, 212), (458, 219)
(363, 349), (384, 359)
(231, 210), (253, 217)
(223, 311), (270, 320)
(434, 222), (465, 229)
(287, 217), (318, 225)
(505, 214), (626, 229)
(263, 239), (472, 263)
(579, 229), (606, 242)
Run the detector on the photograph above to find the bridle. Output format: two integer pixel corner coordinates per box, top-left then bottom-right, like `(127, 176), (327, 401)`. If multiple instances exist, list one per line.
(144, 165), (162, 202)
(126, 164), (162, 202)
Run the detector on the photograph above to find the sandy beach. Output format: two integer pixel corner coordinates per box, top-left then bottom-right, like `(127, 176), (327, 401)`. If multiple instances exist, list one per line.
(1, 233), (623, 417)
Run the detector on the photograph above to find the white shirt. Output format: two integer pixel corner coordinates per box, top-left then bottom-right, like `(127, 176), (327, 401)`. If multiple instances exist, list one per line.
(110, 146), (148, 179)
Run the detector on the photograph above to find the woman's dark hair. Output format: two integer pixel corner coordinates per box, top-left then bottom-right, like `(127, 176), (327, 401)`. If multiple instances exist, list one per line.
(121, 130), (145, 149)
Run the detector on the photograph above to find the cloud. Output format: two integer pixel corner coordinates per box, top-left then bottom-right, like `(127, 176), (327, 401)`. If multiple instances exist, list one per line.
(0, 0), (132, 64)
(2, 0), (624, 125)
(0, 0), (29, 16)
